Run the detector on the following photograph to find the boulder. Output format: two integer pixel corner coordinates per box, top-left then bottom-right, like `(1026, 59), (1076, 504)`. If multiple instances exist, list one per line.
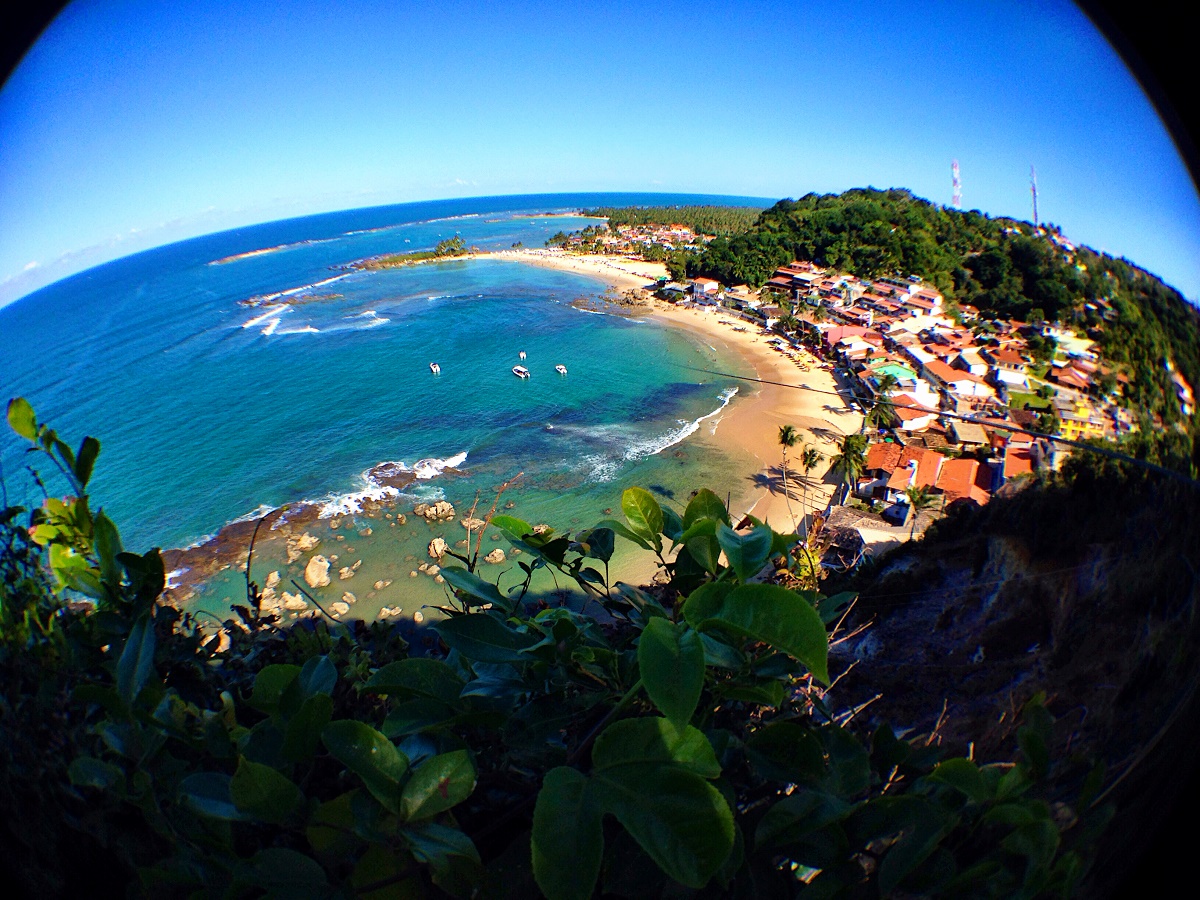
(396, 514), (407, 525)
(460, 516), (485, 532)
(265, 570), (281, 590)
(339, 566), (356, 580)
(330, 601), (350, 617)
(304, 555), (331, 588)
(413, 503), (430, 517)
(483, 548), (506, 564)
(286, 532), (320, 562)
(341, 591), (357, 605)
(428, 537), (448, 559)
(435, 575), (444, 584)
(373, 579), (393, 591)
(282, 592), (308, 611)
(532, 524), (551, 535)
(412, 610), (425, 624)
(426, 565), (440, 576)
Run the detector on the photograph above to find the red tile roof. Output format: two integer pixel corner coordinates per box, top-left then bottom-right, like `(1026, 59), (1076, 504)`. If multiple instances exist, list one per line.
(865, 442), (904, 472)
(935, 457), (979, 503)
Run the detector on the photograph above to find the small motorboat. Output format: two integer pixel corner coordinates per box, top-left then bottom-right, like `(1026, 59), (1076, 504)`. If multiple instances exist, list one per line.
(429, 362), (441, 374)
(512, 365), (530, 379)
(518, 350), (527, 360)
(555, 364), (568, 375)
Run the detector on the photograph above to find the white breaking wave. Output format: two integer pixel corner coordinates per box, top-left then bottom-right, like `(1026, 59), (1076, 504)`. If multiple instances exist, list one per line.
(261, 317), (281, 335)
(244, 273), (351, 306)
(583, 387), (739, 482)
(276, 325), (321, 335)
(241, 304), (291, 328)
(316, 451), (468, 517)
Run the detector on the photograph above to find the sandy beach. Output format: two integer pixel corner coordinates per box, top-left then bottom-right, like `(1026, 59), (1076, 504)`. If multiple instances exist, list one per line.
(483, 248), (864, 535)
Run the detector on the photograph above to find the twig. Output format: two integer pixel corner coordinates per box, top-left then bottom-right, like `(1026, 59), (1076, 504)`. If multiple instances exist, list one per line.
(835, 693), (882, 726)
(289, 579), (339, 623)
(925, 698), (950, 747)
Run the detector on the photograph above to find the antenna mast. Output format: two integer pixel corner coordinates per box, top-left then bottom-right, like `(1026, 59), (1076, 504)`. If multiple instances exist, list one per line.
(1030, 165), (1039, 227)
(951, 160), (962, 209)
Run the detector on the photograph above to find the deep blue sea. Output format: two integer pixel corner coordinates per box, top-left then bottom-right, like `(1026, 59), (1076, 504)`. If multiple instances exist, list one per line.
(0, 193), (768, 618)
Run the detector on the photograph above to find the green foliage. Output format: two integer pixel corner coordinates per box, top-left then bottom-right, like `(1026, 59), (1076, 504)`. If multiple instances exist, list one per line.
(1, 403), (1111, 897)
(581, 205), (764, 236)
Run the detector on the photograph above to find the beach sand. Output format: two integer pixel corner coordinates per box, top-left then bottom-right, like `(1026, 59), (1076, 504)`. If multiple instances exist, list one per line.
(483, 248), (864, 535)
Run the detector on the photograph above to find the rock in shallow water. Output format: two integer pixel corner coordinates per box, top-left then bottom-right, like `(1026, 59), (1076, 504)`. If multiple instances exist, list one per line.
(304, 555), (331, 588)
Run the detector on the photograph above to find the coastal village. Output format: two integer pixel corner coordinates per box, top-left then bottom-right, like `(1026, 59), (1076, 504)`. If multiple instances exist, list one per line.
(567, 219), (1196, 571)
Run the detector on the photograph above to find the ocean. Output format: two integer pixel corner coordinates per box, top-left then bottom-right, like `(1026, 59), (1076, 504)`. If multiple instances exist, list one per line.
(0, 192), (767, 620)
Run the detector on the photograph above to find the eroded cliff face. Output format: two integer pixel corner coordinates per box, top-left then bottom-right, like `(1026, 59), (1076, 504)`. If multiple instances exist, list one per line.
(828, 469), (1200, 893)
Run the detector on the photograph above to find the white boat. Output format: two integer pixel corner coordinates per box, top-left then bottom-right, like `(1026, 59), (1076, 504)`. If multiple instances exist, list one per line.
(518, 350), (527, 360)
(429, 362), (441, 374)
(512, 365), (530, 379)
(555, 364), (568, 375)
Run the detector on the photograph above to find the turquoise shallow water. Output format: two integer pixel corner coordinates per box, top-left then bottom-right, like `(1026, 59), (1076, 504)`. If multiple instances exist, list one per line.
(0, 193), (765, 619)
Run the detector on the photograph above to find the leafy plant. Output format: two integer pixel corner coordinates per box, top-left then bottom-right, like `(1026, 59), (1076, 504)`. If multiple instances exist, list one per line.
(1, 402), (1110, 898)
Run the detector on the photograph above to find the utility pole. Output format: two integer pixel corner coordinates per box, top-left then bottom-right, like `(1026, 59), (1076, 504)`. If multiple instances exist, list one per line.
(1030, 165), (1039, 226)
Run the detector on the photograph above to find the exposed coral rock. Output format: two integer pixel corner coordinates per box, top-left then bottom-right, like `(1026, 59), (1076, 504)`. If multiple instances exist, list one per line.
(413, 610), (425, 624)
(304, 555), (331, 588)
(265, 570), (281, 590)
(484, 548), (506, 564)
(330, 601), (350, 617)
(428, 537), (448, 559)
(460, 516), (485, 532)
(426, 565), (440, 576)
(281, 592), (308, 611)
(341, 591), (357, 605)
(286, 532), (320, 562)
(373, 579), (392, 590)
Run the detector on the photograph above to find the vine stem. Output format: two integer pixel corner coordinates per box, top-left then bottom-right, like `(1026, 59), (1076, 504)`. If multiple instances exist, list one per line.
(567, 677), (644, 766)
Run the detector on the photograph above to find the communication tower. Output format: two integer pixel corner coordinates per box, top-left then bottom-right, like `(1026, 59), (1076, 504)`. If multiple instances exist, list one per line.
(951, 160), (962, 209)
(1030, 165), (1039, 226)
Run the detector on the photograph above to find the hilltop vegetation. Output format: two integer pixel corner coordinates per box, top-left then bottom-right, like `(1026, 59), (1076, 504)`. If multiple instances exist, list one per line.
(580, 205), (764, 236)
(674, 189), (1199, 427)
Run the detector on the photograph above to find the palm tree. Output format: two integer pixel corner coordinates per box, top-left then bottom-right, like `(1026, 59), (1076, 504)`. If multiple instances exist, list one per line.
(777, 424), (800, 529)
(800, 444), (823, 525)
(903, 485), (936, 539)
(829, 434), (868, 504)
(861, 373), (899, 434)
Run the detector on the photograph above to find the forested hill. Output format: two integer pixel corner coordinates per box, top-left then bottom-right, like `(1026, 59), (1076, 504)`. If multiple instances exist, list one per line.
(689, 188), (1200, 427)
(580, 205), (763, 235)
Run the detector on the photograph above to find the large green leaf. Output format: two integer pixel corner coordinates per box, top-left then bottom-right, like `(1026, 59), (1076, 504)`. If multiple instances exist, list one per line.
(488, 514), (533, 537)
(177, 772), (249, 821)
(399, 750), (477, 821)
(432, 613), (536, 663)
(661, 506), (684, 542)
(230, 757), (304, 825)
(755, 789), (854, 851)
(247, 848), (330, 898)
(248, 664), (302, 715)
(930, 758), (992, 803)
(622, 487), (664, 545)
(116, 613), (156, 704)
(592, 762), (734, 889)
(683, 488), (729, 528)
(532, 767), (604, 900)
(715, 523), (773, 583)
(365, 658), (465, 705)
(282, 694), (334, 764)
(638, 618), (705, 729)
(683, 583), (829, 684)
(6, 397), (36, 440)
(577, 527), (615, 563)
(74, 435), (100, 487)
(297, 655), (337, 698)
(322, 720), (410, 813)
(439, 566), (516, 613)
(92, 511), (123, 590)
(592, 717), (720, 779)
(684, 534), (722, 575)
(595, 519), (655, 551)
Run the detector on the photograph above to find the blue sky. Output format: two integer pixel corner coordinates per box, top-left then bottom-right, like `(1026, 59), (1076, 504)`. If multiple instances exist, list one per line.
(1, 0), (1198, 306)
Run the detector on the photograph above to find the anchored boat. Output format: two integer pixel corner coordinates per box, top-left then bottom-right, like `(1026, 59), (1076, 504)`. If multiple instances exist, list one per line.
(429, 362), (441, 374)
(512, 365), (530, 379)
(555, 364), (567, 375)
